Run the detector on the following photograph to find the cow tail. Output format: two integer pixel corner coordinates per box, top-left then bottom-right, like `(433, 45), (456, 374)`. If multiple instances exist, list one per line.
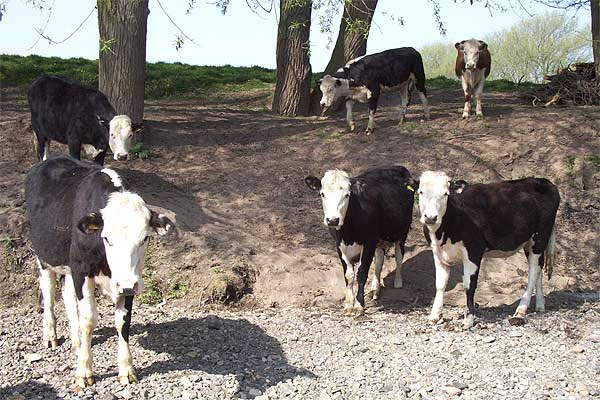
(544, 226), (557, 279)
(413, 53), (427, 97)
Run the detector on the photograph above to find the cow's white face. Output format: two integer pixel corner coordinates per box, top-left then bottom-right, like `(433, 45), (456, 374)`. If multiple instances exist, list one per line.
(319, 75), (350, 109)
(456, 40), (487, 71)
(418, 171), (451, 228)
(78, 191), (173, 299)
(108, 115), (133, 161)
(305, 170), (351, 230)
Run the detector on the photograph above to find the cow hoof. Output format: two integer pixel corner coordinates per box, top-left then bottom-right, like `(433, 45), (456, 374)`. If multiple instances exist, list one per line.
(365, 128), (374, 136)
(427, 314), (442, 324)
(463, 315), (475, 330)
(476, 113), (484, 119)
(118, 372), (138, 385)
(349, 122), (356, 132)
(462, 113), (469, 119)
(73, 376), (94, 390)
(45, 338), (58, 349)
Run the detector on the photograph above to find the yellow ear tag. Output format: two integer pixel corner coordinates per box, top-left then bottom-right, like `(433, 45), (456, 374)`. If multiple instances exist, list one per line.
(406, 185), (415, 192)
(88, 224), (100, 231)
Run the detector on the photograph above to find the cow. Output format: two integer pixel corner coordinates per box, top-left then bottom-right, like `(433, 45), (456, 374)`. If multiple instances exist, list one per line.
(25, 156), (174, 390)
(318, 47), (430, 135)
(417, 171), (560, 329)
(305, 166), (417, 315)
(455, 39), (492, 118)
(28, 75), (135, 165)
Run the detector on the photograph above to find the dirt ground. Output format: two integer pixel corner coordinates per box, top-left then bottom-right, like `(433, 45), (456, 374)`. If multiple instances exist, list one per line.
(0, 85), (599, 315)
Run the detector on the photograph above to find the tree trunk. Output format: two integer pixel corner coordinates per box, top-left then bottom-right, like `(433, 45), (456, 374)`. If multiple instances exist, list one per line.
(97, 0), (149, 124)
(593, 0), (600, 77)
(310, 0), (378, 115)
(272, 0), (313, 116)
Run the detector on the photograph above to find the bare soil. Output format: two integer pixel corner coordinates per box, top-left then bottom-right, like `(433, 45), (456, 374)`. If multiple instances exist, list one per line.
(1, 85), (599, 315)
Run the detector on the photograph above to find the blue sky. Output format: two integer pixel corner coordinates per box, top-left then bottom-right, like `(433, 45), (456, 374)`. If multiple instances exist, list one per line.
(0, 0), (581, 71)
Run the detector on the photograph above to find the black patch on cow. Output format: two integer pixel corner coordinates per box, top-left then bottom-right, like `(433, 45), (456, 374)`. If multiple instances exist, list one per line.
(120, 296), (134, 343)
(28, 75), (117, 164)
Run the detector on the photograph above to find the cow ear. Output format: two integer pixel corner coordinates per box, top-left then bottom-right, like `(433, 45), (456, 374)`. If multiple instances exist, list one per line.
(305, 176), (322, 191)
(478, 41), (488, 50)
(455, 42), (462, 50)
(406, 177), (419, 192)
(150, 211), (175, 236)
(335, 79), (342, 87)
(96, 115), (107, 125)
(316, 78), (323, 84)
(77, 212), (103, 235)
(131, 122), (144, 133)
(450, 179), (468, 194)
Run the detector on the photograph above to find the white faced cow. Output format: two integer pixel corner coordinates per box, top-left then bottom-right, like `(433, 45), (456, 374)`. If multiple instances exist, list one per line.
(319, 47), (430, 135)
(455, 39), (491, 118)
(418, 171), (559, 329)
(28, 75), (135, 165)
(25, 156), (173, 390)
(305, 167), (416, 315)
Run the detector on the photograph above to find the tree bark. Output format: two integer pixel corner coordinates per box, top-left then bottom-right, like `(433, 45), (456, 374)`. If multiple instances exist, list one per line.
(593, 0), (600, 77)
(272, 0), (313, 116)
(97, 0), (149, 124)
(310, 0), (378, 115)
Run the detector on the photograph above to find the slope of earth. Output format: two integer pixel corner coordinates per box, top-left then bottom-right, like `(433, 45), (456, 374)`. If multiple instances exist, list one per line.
(0, 86), (599, 315)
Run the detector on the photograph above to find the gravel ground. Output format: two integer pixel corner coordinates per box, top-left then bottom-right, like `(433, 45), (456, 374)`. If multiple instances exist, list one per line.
(1, 295), (599, 400)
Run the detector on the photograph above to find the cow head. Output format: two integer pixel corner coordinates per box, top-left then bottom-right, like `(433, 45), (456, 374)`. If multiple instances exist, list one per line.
(104, 115), (134, 161)
(319, 75), (350, 110)
(455, 40), (487, 71)
(77, 192), (174, 299)
(418, 171), (453, 228)
(305, 170), (352, 230)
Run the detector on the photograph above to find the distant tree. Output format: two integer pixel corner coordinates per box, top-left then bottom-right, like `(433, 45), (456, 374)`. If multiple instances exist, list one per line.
(272, 0), (313, 116)
(488, 12), (591, 82)
(418, 42), (457, 79)
(97, 0), (149, 124)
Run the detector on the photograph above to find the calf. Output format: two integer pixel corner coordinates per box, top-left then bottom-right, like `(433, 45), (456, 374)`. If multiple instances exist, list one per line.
(305, 166), (416, 315)
(319, 47), (430, 135)
(417, 171), (559, 329)
(28, 75), (134, 165)
(455, 39), (491, 118)
(25, 156), (173, 389)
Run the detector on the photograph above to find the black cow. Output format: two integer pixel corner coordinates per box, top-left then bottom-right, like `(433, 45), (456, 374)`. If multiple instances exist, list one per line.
(28, 75), (134, 165)
(305, 166), (417, 315)
(318, 47), (430, 135)
(25, 156), (173, 389)
(417, 171), (560, 328)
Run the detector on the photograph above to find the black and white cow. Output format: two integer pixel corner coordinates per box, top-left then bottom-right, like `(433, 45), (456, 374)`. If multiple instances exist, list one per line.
(305, 166), (417, 315)
(417, 171), (560, 328)
(28, 75), (134, 165)
(25, 156), (173, 389)
(319, 47), (430, 135)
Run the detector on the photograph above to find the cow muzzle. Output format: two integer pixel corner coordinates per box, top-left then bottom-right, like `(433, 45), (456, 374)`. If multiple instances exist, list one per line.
(325, 217), (340, 227)
(117, 281), (139, 296)
(466, 63), (476, 71)
(115, 153), (129, 161)
(423, 215), (438, 225)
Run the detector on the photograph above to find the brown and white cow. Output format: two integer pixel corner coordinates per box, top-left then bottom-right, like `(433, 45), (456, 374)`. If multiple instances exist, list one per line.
(455, 39), (491, 118)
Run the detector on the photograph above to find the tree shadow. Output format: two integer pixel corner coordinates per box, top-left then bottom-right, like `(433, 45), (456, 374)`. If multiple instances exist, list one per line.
(131, 316), (315, 398)
(0, 381), (59, 400)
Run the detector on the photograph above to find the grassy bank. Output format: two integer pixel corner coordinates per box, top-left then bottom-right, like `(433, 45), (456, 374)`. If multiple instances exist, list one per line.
(0, 54), (536, 100)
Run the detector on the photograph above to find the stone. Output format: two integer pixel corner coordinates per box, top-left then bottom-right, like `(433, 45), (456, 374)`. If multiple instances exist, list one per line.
(571, 344), (585, 353)
(482, 336), (496, 343)
(25, 353), (43, 363)
(443, 386), (462, 396)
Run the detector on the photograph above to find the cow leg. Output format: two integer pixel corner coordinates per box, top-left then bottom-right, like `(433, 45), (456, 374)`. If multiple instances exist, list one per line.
(62, 274), (80, 351)
(474, 77), (485, 117)
(429, 256), (450, 322)
(365, 88), (380, 135)
(93, 151), (106, 166)
(116, 296), (138, 385)
(398, 83), (409, 124)
(514, 252), (542, 319)
(345, 99), (356, 132)
(414, 79), (430, 121)
(393, 242), (405, 288)
(68, 139), (82, 160)
(461, 79), (472, 119)
(75, 277), (97, 389)
(38, 258), (58, 348)
(462, 254), (482, 329)
(355, 245), (376, 312)
(336, 247), (354, 315)
(535, 271), (545, 313)
(370, 247), (385, 301)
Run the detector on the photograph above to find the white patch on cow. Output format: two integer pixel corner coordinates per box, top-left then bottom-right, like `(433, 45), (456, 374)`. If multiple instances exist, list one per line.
(101, 168), (123, 188)
(515, 253), (542, 318)
(108, 115), (133, 161)
(462, 259), (478, 291)
(38, 257), (58, 348)
(349, 86), (371, 103)
(319, 170), (351, 229)
(75, 277), (97, 389)
(43, 141), (50, 161)
(370, 248), (384, 300)
(535, 272), (545, 312)
(93, 272), (114, 299)
(339, 240), (363, 311)
(345, 99), (356, 131)
(100, 192), (150, 302)
(418, 171), (451, 227)
(319, 75), (351, 108)
(393, 242), (404, 288)
(82, 144), (103, 159)
(338, 55), (366, 72)
(461, 39), (483, 71)
(62, 273), (80, 350)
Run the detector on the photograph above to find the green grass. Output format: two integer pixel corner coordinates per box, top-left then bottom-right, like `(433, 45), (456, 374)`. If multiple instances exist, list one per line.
(130, 142), (153, 160)
(425, 75), (539, 92)
(0, 54), (276, 100)
(586, 155), (600, 171)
